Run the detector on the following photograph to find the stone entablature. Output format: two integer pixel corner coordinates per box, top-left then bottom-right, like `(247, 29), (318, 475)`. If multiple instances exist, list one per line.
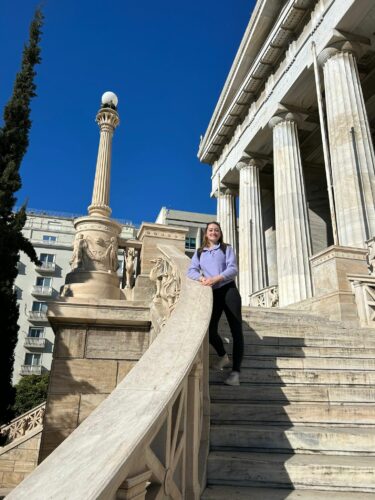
(206, 0), (371, 187)
(199, 0), (319, 164)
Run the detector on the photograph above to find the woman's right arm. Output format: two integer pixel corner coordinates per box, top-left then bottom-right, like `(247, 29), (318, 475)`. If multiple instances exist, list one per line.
(187, 251), (202, 281)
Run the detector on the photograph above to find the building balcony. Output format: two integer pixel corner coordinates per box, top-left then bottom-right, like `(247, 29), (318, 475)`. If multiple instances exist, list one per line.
(20, 365), (43, 376)
(36, 262), (56, 274)
(27, 311), (48, 322)
(31, 286), (53, 297)
(24, 337), (46, 349)
(31, 238), (72, 249)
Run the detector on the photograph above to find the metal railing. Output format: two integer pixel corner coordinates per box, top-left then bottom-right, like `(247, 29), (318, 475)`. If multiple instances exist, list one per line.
(24, 337), (46, 349)
(36, 262), (56, 273)
(8, 244), (213, 500)
(31, 286), (53, 297)
(27, 311), (48, 321)
(20, 365), (43, 376)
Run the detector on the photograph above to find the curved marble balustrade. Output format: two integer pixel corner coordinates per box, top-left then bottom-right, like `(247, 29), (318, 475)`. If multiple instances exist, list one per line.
(8, 244), (213, 500)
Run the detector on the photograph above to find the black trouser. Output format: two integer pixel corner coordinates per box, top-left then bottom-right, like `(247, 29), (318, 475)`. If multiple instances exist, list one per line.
(209, 281), (244, 372)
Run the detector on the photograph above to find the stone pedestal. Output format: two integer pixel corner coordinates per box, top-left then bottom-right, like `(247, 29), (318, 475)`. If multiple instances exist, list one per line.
(319, 44), (375, 247)
(270, 113), (312, 307)
(40, 298), (151, 463)
(308, 245), (368, 321)
(137, 223), (187, 275)
(237, 156), (267, 304)
(64, 215), (122, 300)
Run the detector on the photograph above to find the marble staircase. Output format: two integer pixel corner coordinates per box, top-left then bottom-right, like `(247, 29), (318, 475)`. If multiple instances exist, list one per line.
(202, 307), (375, 499)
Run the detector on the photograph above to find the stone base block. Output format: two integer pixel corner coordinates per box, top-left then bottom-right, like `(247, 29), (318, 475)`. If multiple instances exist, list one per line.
(297, 245), (370, 322)
(132, 274), (155, 302)
(287, 291), (359, 323)
(63, 270), (123, 300)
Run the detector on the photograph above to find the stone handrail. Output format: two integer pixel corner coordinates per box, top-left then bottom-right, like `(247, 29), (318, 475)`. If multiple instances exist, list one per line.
(7, 244), (213, 500)
(250, 285), (279, 308)
(348, 274), (375, 327)
(0, 403), (45, 445)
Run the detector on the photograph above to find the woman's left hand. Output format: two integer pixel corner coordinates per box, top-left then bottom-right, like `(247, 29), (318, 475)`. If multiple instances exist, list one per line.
(201, 275), (223, 287)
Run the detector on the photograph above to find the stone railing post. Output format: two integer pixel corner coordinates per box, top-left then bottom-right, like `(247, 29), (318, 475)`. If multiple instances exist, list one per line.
(116, 470), (152, 500)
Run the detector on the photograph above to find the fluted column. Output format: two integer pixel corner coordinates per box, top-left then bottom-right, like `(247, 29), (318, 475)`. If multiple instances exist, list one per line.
(88, 107), (120, 217)
(237, 156), (267, 304)
(217, 188), (238, 251)
(269, 113), (312, 307)
(319, 42), (375, 246)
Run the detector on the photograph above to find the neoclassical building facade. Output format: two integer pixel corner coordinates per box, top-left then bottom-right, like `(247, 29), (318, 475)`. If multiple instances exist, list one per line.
(198, 0), (375, 313)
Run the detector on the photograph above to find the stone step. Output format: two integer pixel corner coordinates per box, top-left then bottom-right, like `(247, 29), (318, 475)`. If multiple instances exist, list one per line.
(221, 324), (375, 341)
(210, 424), (375, 455)
(241, 307), (373, 333)
(210, 403), (375, 426)
(209, 384), (375, 403)
(218, 331), (375, 348)
(202, 485), (375, 499)
(211, 355), (375, 371)
(207, 451), (375, 491)
(210, 367), (375, 385)
(215, 344), (375, 358)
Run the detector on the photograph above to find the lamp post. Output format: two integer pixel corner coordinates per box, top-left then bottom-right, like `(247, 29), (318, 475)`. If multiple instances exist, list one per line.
(63, 92), (123, 300)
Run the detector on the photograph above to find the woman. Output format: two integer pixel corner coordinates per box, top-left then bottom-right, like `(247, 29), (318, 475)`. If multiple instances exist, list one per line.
(187, 221), (244, 386)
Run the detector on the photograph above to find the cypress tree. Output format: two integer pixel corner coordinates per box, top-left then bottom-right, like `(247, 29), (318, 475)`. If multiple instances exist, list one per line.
(0, 9), (43, 424)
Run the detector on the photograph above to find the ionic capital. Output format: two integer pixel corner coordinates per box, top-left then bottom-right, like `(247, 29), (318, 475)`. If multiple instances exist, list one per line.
(318, 40), (361, 67)
(269, 111), (300, 129)
(236, 154), (263, 171)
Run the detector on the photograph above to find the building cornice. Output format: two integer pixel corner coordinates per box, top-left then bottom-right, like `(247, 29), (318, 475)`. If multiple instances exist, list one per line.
(198, 0), (318, 165)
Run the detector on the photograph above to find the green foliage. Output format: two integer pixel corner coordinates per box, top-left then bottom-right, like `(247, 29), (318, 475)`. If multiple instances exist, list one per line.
(12, 373), (49, 417)
(0, 9), (43, 424)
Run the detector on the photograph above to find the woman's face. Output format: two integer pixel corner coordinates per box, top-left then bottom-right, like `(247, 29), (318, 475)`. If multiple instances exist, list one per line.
(206, 223), (221, 245)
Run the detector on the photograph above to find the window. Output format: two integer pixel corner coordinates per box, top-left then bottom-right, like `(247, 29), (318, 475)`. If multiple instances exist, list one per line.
(185, 237), (196, 250)
(42, 235), (57, 243)
(24, 353), (41, 366)
(36, 277), (52, 287)
(32, 301), (48, 312)
(28, 327), (44, 338)
(40, 253), (55, 263)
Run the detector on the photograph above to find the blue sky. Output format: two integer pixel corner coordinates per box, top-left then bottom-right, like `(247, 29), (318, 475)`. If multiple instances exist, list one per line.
(1, 1), (254, 226)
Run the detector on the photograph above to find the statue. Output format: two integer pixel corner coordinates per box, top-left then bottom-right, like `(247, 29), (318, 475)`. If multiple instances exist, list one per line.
(368, 240), (375, 276)
(270, 286), (279, 307)
(70, 234), (88, 270)
(149, 258), (166, 301)
(105, 237), (118, 272)
(125, 248), (135, 289)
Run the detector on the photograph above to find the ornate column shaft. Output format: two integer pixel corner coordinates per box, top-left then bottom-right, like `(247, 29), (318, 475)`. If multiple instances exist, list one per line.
(319, 42), (375, 246)
(237, 156), (267, 304)
(88, 107), (120, 217)
(269, 113), (312, 307)
(63, 93), (123, 300)
(217, 188), (238, 251)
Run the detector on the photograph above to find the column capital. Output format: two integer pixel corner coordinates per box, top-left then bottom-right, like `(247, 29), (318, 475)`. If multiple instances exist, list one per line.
(95, 107), (120, 131)
(236, 154), (263, 171)
(268, 111), (300, 129)
(318, 40), (362, 67)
